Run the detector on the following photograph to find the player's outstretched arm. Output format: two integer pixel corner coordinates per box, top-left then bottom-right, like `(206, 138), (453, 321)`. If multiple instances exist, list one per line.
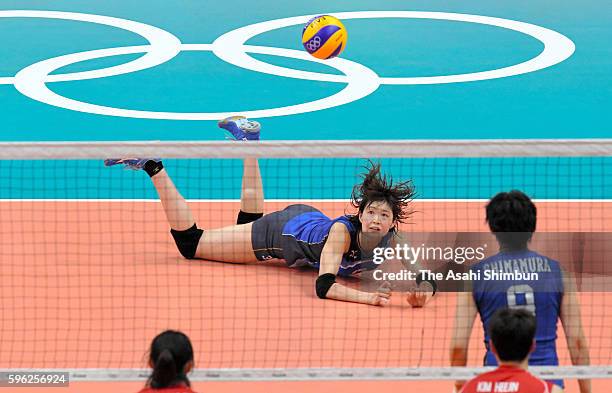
(560, 274), (591, 393)
(317, 223), (391, 306)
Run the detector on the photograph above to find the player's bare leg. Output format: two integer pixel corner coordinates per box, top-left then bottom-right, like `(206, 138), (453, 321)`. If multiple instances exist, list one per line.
(150, 168), (195, 231)
(240, 157), (264, 215)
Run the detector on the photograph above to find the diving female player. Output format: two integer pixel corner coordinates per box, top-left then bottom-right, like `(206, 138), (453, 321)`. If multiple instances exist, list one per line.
(105, 117), (435, 307)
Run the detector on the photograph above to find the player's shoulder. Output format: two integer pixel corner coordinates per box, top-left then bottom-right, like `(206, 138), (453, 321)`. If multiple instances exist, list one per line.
(331, 215), (356, 232)
(502, 367), (554, 392)
(520, 371), (557, 392)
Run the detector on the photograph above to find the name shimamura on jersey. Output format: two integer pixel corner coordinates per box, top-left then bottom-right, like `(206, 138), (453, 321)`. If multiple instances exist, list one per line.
(460, 366), (554, 393)
(470, 250), (564, 366)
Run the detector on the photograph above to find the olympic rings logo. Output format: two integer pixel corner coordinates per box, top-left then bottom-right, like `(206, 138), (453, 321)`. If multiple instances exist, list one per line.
(305, 36), (322, 52)
(2, 10), (575, 120)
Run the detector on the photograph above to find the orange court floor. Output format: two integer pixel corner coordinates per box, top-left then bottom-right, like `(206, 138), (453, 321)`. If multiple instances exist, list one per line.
(1, 200), (611, 393)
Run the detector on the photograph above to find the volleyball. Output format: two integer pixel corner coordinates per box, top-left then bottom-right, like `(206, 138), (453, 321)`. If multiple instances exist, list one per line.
(301, 15), (347, 59)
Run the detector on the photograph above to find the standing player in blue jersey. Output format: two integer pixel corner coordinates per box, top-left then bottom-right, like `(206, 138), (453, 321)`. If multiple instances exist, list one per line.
(450, 190), (591, 393)
(105, 116), (435, 307)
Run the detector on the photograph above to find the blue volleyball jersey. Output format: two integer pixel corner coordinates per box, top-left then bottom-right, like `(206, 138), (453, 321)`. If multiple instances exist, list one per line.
(471, 249), (564, 366)
(281, 211), (393, 277)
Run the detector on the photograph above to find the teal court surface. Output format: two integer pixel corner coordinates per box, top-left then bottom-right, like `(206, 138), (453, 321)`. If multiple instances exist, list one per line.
(1, 0), (611, 142)
(0, 0), (611, 200)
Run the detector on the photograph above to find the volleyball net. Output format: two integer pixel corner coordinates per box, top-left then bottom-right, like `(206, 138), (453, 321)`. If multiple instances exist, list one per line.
(1, 139), (611, 382)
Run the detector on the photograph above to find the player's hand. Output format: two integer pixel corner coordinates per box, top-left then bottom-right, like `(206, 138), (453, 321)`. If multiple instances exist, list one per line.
(369, 290), (391, 306)
(376, 280), (393, 293)
(406, 282), (432, 307)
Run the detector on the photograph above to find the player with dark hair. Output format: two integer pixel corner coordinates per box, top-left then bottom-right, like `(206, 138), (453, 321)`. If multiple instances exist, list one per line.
(460, 308), (563, 393)
(139, 330), (196, 393)
(450, 190), (591, 392)
(106, 116), (435, 307)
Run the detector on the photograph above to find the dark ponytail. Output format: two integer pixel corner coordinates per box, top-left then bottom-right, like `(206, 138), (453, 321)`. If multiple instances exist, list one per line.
(146, 330), (193, 389)
(150, 349), (178, 388)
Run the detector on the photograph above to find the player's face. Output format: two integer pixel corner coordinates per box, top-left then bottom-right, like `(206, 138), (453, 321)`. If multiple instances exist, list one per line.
(359, 200), (394, 235)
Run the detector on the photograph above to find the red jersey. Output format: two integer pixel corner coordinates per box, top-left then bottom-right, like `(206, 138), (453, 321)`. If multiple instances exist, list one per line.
(138, 386), (196, 393)
(460, 365), (554, 393)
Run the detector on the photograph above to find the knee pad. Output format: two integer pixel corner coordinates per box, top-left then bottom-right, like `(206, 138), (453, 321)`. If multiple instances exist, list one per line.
(170, 224), (204, 259)
(236, 210), (263, 225)
(315, 273), (336, 299)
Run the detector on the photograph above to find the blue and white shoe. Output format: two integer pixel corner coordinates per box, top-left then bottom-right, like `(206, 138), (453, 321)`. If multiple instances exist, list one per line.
(104, 158), (160, 170)
(218, 115), (260, 141)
